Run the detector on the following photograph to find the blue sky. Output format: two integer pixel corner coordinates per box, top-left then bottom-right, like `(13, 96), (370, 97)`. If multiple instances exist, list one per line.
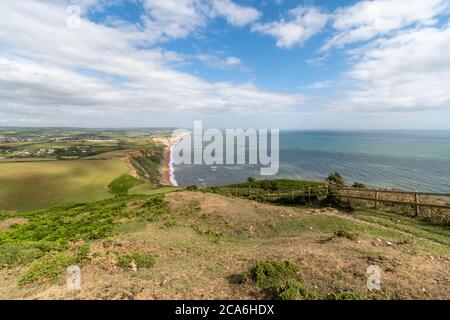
(0, 0), (449, 129)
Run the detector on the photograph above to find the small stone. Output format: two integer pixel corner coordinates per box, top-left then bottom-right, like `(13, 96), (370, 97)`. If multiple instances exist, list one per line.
(386, 241), (393, 246)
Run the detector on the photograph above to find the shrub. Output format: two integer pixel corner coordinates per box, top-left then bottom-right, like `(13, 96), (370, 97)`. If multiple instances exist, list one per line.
(241, 260), (303, 300)
(247, 177), (255, 182)
(0, 241), (65, 269)
(326, 172), (344, 186)
(352, 182), (366, 189)
(334, 229), (358, 241)
(186, 185), (198, 191)
(76, 242), (90, 264)
(18, 253), (77, 286)
(116, 252), (156, 269)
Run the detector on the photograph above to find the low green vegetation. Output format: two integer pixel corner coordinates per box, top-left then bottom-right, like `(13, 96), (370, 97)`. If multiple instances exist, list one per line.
(18, 242), (91, 286)
(129, 143), (164, 185)
(334, 229), (358, 241)
(18, 252), (77, 286)
(226, 179), (325, 191)
(271, 215), (406, 241)
(350, 209), (450, 246)
(240, 260), (321, 300)
(240, 260), (366, 300)
(116, 251), (156, 269)
(241, 260), (301, 299)
(108, 174), (142, 195)
(0, 194), (168, 284)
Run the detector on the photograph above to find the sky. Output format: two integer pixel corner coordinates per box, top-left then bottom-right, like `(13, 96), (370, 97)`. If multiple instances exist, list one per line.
(0, 0), (449, 129)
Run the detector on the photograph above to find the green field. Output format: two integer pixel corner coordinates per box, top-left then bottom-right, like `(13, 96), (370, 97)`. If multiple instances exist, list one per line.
(0, 160), (130, 211)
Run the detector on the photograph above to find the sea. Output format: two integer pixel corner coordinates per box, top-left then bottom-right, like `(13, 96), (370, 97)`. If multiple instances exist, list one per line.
(170, 130), (450, 193)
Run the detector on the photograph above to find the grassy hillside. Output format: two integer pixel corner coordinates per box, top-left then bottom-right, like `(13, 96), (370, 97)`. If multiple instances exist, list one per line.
(0, 160), (131, 211)
(0, 190), (448, 300)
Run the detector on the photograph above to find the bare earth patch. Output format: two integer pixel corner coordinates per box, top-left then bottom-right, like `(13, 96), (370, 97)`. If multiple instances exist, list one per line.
(0, 217), (28, 231)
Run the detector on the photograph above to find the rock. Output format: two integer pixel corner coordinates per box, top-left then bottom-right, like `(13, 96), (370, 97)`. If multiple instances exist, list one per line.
(386, 241), (393, 246)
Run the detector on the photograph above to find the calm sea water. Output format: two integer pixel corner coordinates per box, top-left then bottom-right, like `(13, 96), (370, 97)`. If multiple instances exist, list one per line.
(172, 130), (450, 193)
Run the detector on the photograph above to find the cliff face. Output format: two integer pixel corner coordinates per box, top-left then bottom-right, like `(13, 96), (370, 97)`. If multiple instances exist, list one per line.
(128, 146), (164, 185)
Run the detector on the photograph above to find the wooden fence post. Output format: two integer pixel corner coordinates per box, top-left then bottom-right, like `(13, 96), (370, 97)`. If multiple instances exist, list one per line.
(374, 190), (379, 209)
(415, 192), (420, 217)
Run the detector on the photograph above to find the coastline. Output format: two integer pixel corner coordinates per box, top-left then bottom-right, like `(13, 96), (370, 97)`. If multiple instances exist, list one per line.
(158, 132), (186, 186)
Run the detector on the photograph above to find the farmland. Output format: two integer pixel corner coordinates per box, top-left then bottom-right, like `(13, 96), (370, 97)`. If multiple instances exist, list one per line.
(0, 159), (131, 211)
(0, 128), (173, 211)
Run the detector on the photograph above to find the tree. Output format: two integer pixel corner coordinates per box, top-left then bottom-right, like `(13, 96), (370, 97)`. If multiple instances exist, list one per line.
(326, 172), (344, 186)
(352, 182), (366, 189)
(247, 177), (255, 183)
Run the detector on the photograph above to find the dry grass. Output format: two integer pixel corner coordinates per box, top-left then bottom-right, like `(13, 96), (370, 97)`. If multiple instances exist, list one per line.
(0, 192), (448, 300)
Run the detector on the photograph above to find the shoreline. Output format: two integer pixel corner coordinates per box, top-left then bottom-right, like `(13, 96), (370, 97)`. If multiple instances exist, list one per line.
(159, 132), (187, 186)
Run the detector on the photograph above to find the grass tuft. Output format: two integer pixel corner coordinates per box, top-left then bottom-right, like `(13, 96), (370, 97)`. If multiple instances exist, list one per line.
(116, 251), (156, 269)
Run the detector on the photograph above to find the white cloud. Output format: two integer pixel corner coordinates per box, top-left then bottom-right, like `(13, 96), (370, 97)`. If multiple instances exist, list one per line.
(212, 0), (261, 26)
(334, 25), (450, 112)
(252, 6), (328, 48)
(225, 56), (241, 66)
(302, 80), (333, 89)
(138, 0), (260, 42)
(0, 1), (304, 127)
(140, 0), (210, 41)
(194, 53), (242, 69)
(322, 0), (450, 51)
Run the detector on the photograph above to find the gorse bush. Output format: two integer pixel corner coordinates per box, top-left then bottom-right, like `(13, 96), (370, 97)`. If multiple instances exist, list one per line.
(0, 241), (65, 269)
(241, 260), (304, 300)
(240, 260), (363, 300)
(116, 251), (156, 269)
(18, 252), (77, 286)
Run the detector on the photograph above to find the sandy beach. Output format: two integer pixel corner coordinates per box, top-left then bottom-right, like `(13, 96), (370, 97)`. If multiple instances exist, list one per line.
(154, 132), (187, 186)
